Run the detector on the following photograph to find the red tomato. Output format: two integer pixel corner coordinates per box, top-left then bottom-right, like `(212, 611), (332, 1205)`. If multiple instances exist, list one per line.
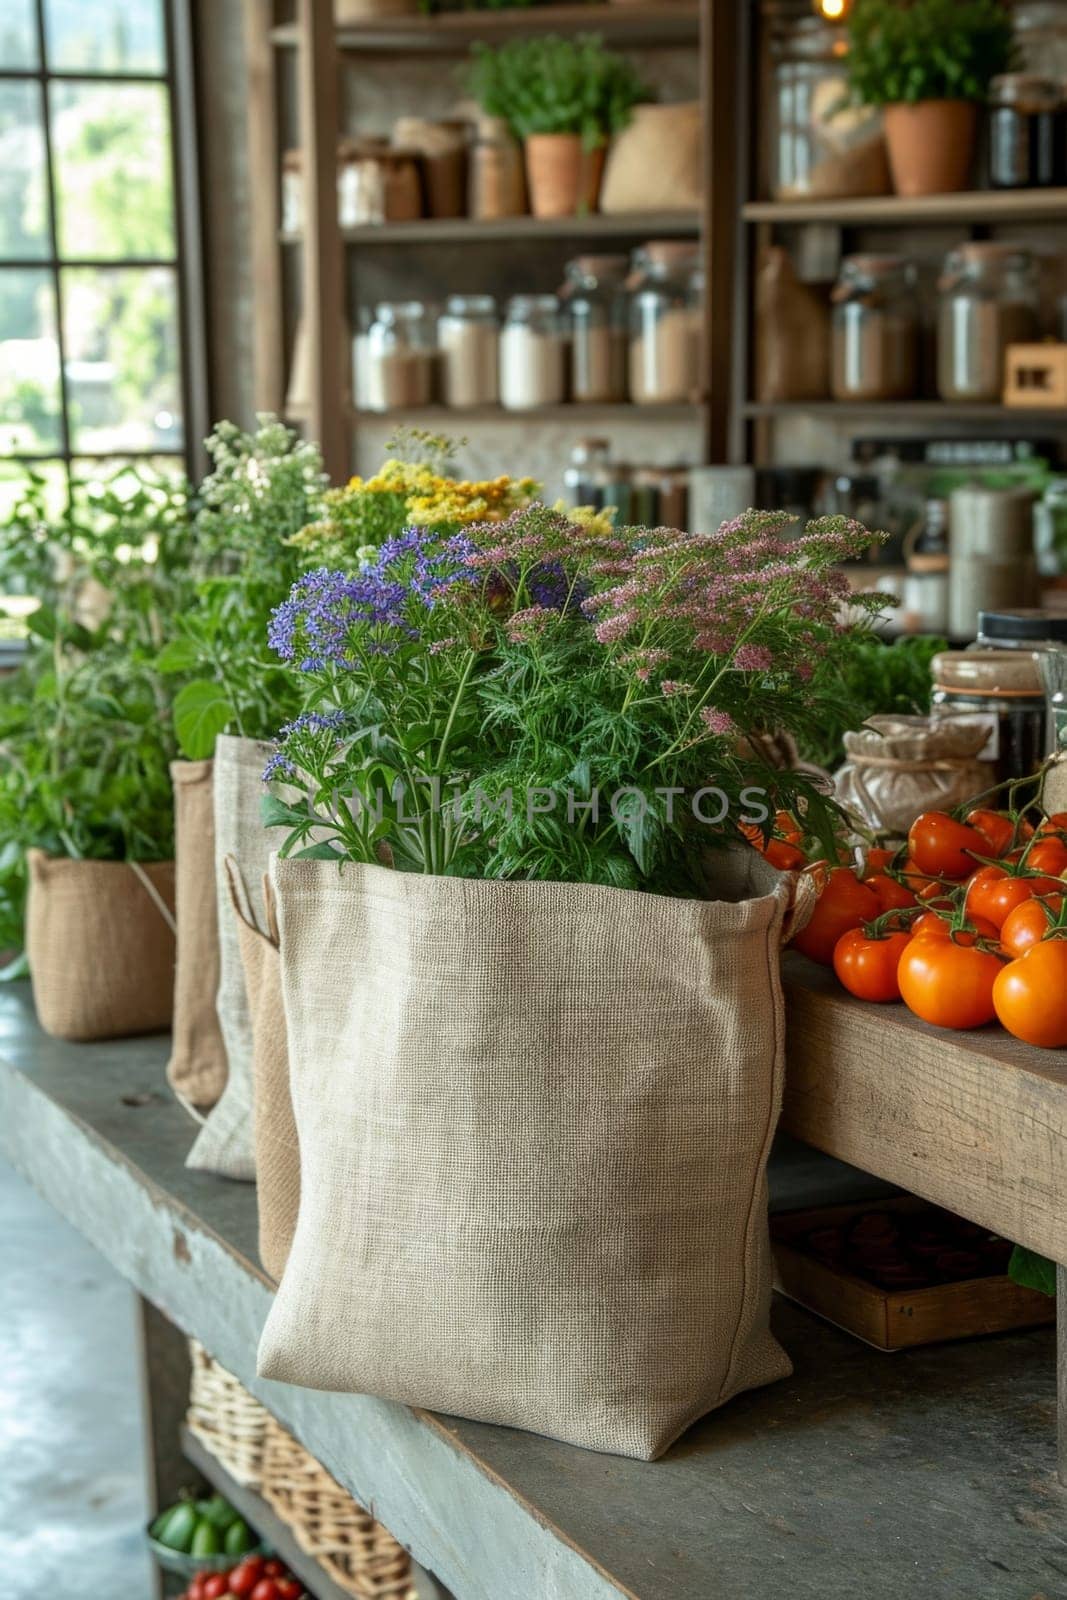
(964, 807), (1018, 857)
(908, 810), (987, 880)
(1023, 837), (1067, 876)
(861, 847), (897, 880)
(227, 1564), (263, 1599)
(202, 1578), (229, 1600)
(866, 873), (917, 913)
(999, 894), (1065, 958)
(1037, 811), (1067, 838)
(763, 838), (806, 871)
(993, 939), (1067, 1047)
(898, 936), (1003, 1030)
(833, 926), (911, 1002)
(251, 1583), (281, 1600)
(900, 857), (951, 903)
(275, 1582), (303, 1600)
(965, 864), (1064, 929)
(263, 1562), (286, 1579)
(910, 910), (999, 946)
(187, 1580), (207, 1600)
(790, 868), (879, 967)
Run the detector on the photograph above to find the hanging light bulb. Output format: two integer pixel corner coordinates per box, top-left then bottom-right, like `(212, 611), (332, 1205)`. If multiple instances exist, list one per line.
(815, 0), (850, 18)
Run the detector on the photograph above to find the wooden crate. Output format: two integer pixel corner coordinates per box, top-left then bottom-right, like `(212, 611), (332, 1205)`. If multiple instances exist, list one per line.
(772, 1195), (1055, 1352)
(1004, 342), (1067, 408)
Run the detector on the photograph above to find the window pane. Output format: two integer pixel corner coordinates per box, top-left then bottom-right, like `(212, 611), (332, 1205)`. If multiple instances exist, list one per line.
(0, 461), (68, 638)
(51, 82), (174, 261)
(72, 453), (184, 499)
(43, 0), (165, 74)
(0, 0), (39, 69)
(0, 269), (63, 454)
(62, 265), (182, 453)
(0, 84), (49, 260)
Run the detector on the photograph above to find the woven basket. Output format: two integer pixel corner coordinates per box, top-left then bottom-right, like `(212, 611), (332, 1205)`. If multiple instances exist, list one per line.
(261, 1415), (416, 1599)
(185, 1340), (270, 1490)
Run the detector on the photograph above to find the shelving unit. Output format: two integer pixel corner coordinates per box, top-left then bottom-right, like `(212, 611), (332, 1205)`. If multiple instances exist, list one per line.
(244, 0), (736, 481)
(742, 187), (1067, 228)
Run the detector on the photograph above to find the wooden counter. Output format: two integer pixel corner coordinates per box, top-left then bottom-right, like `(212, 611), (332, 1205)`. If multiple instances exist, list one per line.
(1, 981), (1065, 1599)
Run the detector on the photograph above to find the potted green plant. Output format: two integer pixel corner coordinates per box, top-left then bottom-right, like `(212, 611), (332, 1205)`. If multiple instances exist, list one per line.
(464, 33), (647, 217)
(845, 0), (1016, 198)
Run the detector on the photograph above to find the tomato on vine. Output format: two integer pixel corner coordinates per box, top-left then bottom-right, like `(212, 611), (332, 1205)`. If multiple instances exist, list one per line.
(791, 868), (879, 967)
(898, 935), (1004, 1030)
(993, 939), (1067, 1048)
(907, 811), (987, 881)
(999, 894), (1067, 958)
(833, 924), (911, 1003)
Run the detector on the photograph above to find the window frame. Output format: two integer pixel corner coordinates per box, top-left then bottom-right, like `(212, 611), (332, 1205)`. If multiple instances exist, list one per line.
(0, 0), (208, 497)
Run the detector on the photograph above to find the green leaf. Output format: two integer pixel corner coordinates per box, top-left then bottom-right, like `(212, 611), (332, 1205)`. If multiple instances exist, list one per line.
(173, 679), (233, 760)
(293, 841), (343, 860)
(1008, 1246), (1057, 1297)
(260, 792), (308, 829)
(156, 637), (202, 674)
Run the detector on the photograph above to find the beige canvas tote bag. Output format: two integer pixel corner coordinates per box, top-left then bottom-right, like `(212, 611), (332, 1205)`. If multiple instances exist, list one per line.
(26, 851), (176, 1042)
(258, 851), (799, 1460)
(187, 735), (276, 1180)
(166, 760), (228, 1113)
(222, 858), (298, 1283)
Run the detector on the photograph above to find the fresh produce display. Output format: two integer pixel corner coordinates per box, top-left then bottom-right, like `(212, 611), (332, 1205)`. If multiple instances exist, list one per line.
(149, 1491), (260, 1567)
(175, 1555), (306, 1600)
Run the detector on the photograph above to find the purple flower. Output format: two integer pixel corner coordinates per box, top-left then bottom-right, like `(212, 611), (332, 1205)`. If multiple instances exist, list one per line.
(262, 749), (296, 783)
(700, 707), (735, 736)
(734, 643), (773, 672)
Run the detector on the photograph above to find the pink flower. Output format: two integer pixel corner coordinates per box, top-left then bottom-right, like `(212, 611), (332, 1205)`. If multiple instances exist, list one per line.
(734, 643), (773, 671)
(595, 611), (637, 644)
(660, 680), (692, 697)
(700, 707), (735, 736)
(507, 605), (554, 642)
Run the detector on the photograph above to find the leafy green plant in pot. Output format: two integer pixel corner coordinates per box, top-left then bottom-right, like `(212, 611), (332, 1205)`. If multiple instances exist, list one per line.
(845, 0), (1016, 198)
(464, 33), (647, 217)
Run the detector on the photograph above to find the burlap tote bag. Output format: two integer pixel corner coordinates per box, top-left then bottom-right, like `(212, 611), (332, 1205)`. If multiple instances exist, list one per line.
(26, 850), (176, 1042)
(222, 858), (298, 1283)
(258, 852), (798, 1460)
(187, 734), (276, 1181)
(166, 760), (227, 1115)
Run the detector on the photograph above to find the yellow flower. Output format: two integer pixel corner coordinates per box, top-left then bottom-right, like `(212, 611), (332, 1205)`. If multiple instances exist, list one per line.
(552, 500), (617, 539)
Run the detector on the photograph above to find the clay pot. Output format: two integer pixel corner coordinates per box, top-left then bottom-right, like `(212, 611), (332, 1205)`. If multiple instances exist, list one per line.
(524, 135), (606, 219)
(882, 100), (978, 197)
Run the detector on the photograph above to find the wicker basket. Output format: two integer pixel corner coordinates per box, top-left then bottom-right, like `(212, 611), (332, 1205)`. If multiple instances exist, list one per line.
(185, 1340), (270, 1490)
(261, 1415), (416, 1599)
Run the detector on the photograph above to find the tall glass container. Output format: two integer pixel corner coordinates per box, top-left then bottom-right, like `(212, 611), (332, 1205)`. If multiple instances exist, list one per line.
(830, 255), (919, 402)
(937, 244), (1040, 403)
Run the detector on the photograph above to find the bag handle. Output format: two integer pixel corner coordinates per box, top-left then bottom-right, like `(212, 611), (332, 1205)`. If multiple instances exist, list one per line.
(223, 855), (279, 951)
(129, 861), (177, 937)
(780, 868), (819, 950)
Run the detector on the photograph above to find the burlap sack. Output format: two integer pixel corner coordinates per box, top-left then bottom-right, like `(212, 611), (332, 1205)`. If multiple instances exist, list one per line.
(258, 852), (796, 1460)
(600, 102), (702, 213)
(834, 715), (989, 839)
(1043, 755), (1067, 816)
(223, 858), (298, 1283)
(755, 247), (831, 404)
(166, 760), (227, 1114)
(26, 850), (176, 1042)
(186, 735), (275, 1181)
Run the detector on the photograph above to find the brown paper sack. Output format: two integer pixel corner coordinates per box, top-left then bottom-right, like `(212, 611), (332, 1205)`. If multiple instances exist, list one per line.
(166, 760), (227, 1114)
(27, 851), (176, 1042)
(258, 851), (798, 1460)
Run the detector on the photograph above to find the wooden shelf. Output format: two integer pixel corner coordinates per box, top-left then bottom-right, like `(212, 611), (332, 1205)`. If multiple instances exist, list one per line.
(182, 1426), (443, 1600)
(743, 399), (1067, 424)
(743, 188), (1067, 227)
(281, 211), (700, 247)
(347, 402), (702, 422)
(271, 4), (699, 54)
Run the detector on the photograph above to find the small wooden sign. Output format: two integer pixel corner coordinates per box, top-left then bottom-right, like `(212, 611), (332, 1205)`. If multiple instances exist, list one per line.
(1003, 342), (1067, 409)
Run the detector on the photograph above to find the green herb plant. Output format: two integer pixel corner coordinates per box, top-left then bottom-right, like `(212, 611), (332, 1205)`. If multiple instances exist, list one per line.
(797, 632), (946, 772)
(464, 33), (648, 148)
(845, 0), (1016, 107)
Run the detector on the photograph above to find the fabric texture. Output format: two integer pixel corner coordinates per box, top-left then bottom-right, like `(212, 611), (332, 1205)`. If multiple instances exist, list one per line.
(166, 760), (228, 1113)
(834, 714), (989, 838)
(186, 735), (275, 1181)
(26, 850), (176, 1042)
(600, 102), (702, 213)
(258, 852), (794, 1460)
(223, 858), (299, 1283)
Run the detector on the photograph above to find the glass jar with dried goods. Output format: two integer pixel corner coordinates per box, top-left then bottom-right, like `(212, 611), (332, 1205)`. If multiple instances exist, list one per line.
(830, 255), (919, 402)
(468, 113), (526, 221)
(437, 295), (499, 410)
(932, 649), (1047, 785)
(364, 301), (435, 413)
(628, 241), (703, 406)
(562, 254), (629, 404)
(988, 74), (1062, 188)
(937, 244), (1040, 403)
(563, 439), (612, 509)
(771, 16), (889, 201)
(499, 294), (566, 411)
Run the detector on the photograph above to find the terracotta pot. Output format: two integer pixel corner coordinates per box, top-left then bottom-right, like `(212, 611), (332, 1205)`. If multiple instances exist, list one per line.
(883, 100), (978, 197)
(335, 0), (417, 18)
(524, 135), (606, 219)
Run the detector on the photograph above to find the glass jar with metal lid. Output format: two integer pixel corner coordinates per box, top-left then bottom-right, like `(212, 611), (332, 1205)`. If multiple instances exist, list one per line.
(499, 294), (566, 411)
(830, 255), (919, 402)
(628, 241), (703, 405)
(975, 609), (1067, 652)
(937, 244), (1040, 403)
(932, 649), (1047, 785)
(989, 74), (1062, 189)
(770, 16), (889, 201)
(562, 254), (629, 404)
(364, 301), (435, 413)
(437, 295), (499, 410)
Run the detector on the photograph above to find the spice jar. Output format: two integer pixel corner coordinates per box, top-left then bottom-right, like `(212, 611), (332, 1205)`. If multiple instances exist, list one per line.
(988, 74), (1061, 189)
(364, 301), (435, 412)
(468, 113), (526, 221)
(830, 255), (919, 402)
(563, 439), (612, 509)
(771, 16), (889, 200)
(932, 649), (1047, 785)
(561, 255), (629, 404)
(499, 294), (566, 411)
(628, 241), (703, 405)
(937, 244), (1039, 403)
(437, 295), (498, 410)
